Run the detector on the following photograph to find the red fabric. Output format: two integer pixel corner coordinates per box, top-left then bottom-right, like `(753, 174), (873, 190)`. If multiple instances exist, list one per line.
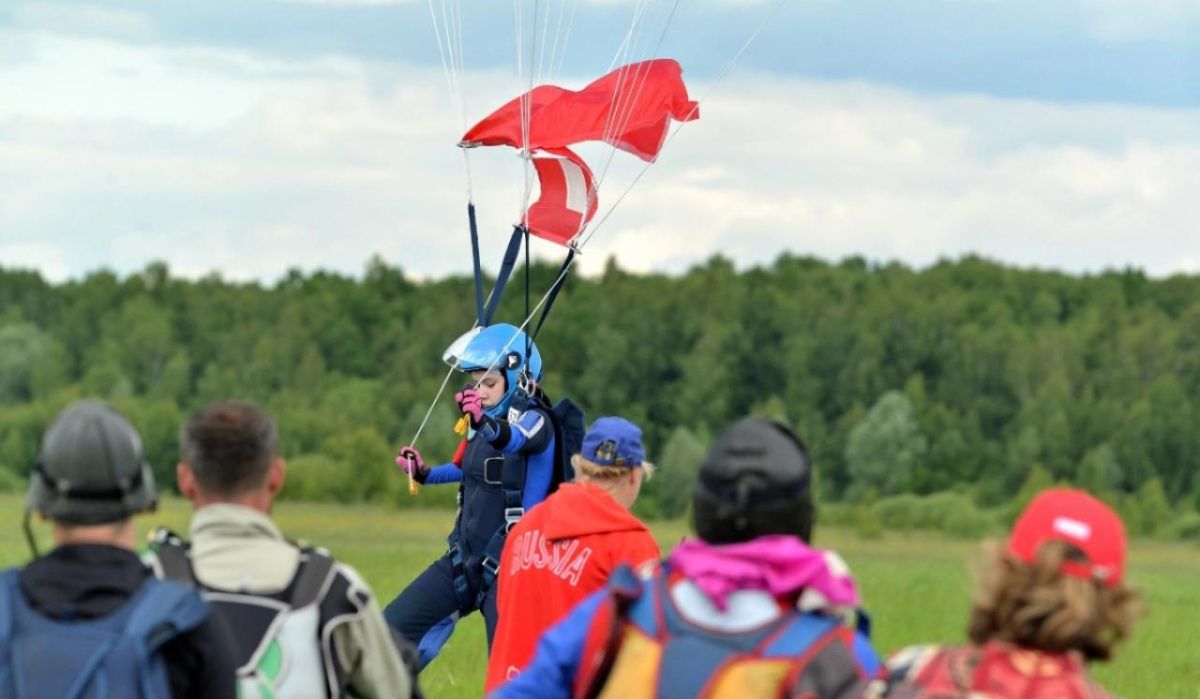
(524, 147), (597, 246)
(485, 483), (660, 693)
(572, 595), (620, 699)
(1008, 488), (1126, 587)
(462, 59), (698, 163)
(451, 439), (468, 467)
(905, 642), (1112, 698)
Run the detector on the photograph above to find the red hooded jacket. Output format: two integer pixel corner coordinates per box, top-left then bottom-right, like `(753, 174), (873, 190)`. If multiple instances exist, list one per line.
(485, 482), (660, 693)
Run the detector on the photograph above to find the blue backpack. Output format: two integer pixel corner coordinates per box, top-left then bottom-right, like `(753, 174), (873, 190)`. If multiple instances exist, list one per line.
(0, 568), (210, 698)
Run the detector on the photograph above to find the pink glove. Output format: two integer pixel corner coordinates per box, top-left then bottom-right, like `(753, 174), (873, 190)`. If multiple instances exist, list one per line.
(396, 445), (429, 483)
(455, 388), (486, 427)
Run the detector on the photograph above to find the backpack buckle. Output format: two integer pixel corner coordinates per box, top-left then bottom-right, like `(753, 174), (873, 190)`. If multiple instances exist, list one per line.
(504, 507), (525, 532)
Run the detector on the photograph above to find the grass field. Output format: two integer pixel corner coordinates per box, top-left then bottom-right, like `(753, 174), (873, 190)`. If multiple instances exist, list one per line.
(3, 495), (1196, 697)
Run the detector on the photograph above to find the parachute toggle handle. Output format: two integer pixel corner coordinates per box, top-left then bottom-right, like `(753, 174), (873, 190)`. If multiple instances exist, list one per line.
(404, 455), (420, 496)
(454, 415), (470, 436)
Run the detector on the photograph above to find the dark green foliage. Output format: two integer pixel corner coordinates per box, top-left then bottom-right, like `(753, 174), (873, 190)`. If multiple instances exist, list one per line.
(2, 254), (1200, 526)
(635, 426), (705, 520)
(1162, 512), (1200, 542)
(873, 492), (999, 538)
(845, 392), (926, 500)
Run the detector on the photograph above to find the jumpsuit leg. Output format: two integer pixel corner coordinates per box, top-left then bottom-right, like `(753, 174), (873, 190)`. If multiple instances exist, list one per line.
(481, 583), (500, 650)
(384, 555), (467, 650)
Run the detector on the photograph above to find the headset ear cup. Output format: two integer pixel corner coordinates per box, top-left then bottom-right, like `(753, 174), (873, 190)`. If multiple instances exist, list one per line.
(132, 462), (158, 514)
(25, 465), (53, 517)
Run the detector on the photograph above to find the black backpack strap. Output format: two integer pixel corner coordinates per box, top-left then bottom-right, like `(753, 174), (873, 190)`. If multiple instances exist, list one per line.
(289, 548), (336, 610)
(150, 529), (197, 585)
(477, 522), (513, 609)
(550, 397), (585, 489)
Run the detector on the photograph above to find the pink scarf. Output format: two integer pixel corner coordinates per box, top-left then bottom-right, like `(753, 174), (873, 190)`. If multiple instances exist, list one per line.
(668, 535), (860, 611)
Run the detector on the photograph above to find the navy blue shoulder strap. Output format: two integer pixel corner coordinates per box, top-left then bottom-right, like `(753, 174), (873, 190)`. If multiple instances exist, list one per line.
(607, 563), (658, 637)
(125, 579), (209, 652)
(0, 569), (17, 687)
(123, 579), (210, 699)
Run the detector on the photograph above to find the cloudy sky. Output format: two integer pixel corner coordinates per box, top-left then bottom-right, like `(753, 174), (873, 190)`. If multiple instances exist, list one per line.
(2, 0), (1198, 283)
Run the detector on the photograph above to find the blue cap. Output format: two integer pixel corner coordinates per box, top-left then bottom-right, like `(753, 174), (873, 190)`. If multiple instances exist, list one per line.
(580, 417), (645, 467)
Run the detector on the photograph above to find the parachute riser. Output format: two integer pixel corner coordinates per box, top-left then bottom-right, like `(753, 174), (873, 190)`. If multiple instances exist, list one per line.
(469, 202), (485, 326)
(480, 225), (527, 327)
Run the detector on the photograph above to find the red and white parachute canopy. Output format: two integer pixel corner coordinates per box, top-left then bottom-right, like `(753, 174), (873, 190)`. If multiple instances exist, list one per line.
(461, 59), (698, 246)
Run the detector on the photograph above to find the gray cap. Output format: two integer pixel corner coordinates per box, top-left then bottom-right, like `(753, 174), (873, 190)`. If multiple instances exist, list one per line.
(28, 400), (157, 525)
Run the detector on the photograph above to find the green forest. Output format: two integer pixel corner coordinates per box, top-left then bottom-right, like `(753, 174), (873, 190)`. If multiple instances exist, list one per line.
(3, 254), (1200, 540)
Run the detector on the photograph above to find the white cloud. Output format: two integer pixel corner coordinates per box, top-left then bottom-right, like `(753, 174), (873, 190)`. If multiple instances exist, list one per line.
(2, 30), (1199, 289)
(574, 76), (1200, 277)
(1071, 0), (1199, 41)
(11, 3), (156, 41)
(0, 242), (70, 281)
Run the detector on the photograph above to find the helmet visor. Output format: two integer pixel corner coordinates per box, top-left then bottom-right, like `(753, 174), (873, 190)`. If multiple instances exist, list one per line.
(442, 327), (483, 369)
(444, 326), (513, 374)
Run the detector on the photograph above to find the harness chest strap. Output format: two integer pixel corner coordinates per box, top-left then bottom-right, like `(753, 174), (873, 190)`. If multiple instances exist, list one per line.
(478, 450), (529, 601)
(447, 430), (531, 612)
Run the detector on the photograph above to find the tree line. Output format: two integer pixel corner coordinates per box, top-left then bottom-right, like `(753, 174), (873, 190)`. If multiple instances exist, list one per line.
(3, 254), (1199, 536)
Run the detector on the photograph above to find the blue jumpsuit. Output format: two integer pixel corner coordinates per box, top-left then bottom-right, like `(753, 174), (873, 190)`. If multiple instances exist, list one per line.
(384, 396), (556, 663)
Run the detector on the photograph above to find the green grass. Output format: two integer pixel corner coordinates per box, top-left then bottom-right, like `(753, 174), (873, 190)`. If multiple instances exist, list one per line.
(3, 496), (1196, 697)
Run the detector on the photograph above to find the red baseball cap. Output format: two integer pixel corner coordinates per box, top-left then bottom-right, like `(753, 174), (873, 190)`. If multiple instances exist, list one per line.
(1008, 488), (1127, 588)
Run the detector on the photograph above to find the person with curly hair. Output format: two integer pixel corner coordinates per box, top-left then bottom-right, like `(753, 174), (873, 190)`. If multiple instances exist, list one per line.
(882, 488), (1141, 698)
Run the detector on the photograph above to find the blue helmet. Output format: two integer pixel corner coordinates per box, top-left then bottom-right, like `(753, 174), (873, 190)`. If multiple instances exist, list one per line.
(443, 323), (543, 417)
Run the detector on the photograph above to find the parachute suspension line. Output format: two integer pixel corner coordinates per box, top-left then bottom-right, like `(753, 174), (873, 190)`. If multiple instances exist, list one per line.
(524, 1), (539, 215)
(577, 0), (790, 251)
(431, 0), (484, 324)
(607, 0), (652, 72)
(426, 0), (461, 122)
(513, 0), (542, 219)
(592, 0), (681, 193)
(450, 0), (476, 198)
(531, 249), (575, 341)
(535, 0), (554, 87)
(543, 0), (575, 87)
(464, 254), (579, 395)
(523, 224), (532, 371)
(407, 0), (473, 460)
(549, 0), (579, 81)
(408, 364), (460, 451)
(687, 0), (788, 120)
(513, 0), (525, 216)
(593, 0), (652, 171)
(594, 0), (673, 177)
(431, 0), (470, 138)
(550, 0), (674, 246)
(427, 0), (474, 200)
